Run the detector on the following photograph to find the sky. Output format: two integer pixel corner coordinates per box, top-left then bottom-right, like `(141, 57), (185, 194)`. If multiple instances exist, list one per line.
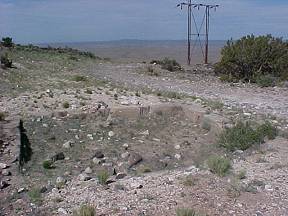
(0, 0), (288, 44)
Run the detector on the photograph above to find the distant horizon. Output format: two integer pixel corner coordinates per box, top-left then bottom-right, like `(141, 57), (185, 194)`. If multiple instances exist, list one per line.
(1, 0), (288, 44)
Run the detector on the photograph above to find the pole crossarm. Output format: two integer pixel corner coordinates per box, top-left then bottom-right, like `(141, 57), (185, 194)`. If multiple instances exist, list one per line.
(177, 1), (219, 65)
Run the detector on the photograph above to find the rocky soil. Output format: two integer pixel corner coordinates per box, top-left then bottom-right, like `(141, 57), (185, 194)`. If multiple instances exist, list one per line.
(1, 47), (288, 216)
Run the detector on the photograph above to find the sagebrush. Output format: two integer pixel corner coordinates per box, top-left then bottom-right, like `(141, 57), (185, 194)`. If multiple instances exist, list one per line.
(215, 35), (288, 85)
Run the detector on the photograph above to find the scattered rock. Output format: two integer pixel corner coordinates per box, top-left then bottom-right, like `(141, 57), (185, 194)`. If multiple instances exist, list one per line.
(57, 208), (68, 215)
(1, 169), (11, 176)
(94, 150), (104, 159)
(174, 154), (181, 160)
(84, 167), (93, 174)
(51, 152), (65, 161)
(78, 173), (91, 181)
(63, 140), (74, 149)
(92, 157), (102, 164)
(121, 152), (130, 159)
(116, 172), (127, 179)
(0, 163), (8, 169)
(56, 176), (65, 185)
(123, 143), (129, 150)
(17, 188), (26, 193)
(108, 131), (115, 137)
(174, 145), (181, 150)
(0, 181), (9, 189)
(128, 153), (143, 168)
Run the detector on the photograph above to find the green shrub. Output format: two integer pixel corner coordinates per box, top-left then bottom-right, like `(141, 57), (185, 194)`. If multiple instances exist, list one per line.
(236, 169), (247, 180)
(85, 89), (93, 94)
(256, 121), (277, 140)
(1, 53), (13, 68)
(28, 187), (42, 203)
(215, 35), (288, 85)
(62, 101), (70, 109)
(150, 58), (182, 72)
(1, 37), (13, 47)
(97, 170), (109, 185)
(207, 155), (231, 177)
(256, 74), (276, 87)
(176, 208), (205, 216)
(42, 160), (54, 169)
(0, 112), (6, 121)
(72, 75), (87, 82)
(73, 204), (95, 216)
(218, 121), (277, 152)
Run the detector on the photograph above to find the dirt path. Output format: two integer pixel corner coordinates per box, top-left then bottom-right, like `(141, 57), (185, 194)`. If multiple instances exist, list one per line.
(87, 63), (288, 120)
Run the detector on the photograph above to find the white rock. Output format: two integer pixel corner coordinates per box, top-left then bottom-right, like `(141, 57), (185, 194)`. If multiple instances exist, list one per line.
(174, 145), (181, 150)
(84, 167), (92, 174)
(175, 154), (181, 160)
(63, 140), (73, 148)
(140, 130), (149, 136)
(120, 100), (130, 106)
(122, 143), (129, 149)
(243, 112), (252, 117)
(17, 188), (26, 193)
(92, 157), (101, 164)
(121, 152), (130, 159)
(265, 184), (273, 191)
(78, 173), (91, 181)
(108, 131), (115, 137)
(56, 176), (65, 184)
(0, 163), (8, 169)
(57, 208), (68, 215)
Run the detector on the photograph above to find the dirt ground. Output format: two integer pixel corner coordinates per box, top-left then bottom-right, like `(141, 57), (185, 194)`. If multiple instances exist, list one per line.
(1, 46), (288, 216)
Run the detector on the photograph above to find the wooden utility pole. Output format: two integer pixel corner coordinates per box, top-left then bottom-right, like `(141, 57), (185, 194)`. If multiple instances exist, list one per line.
(177, 2), (219, 65)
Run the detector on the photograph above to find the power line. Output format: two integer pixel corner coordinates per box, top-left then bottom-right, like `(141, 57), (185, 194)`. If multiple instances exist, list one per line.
(177, 1), (219, 65)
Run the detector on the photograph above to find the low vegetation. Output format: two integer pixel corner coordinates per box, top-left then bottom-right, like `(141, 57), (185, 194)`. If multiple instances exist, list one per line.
(28, 187), (42, 203)
(97, 170), (109, 185)
(150, 57), (182, 72)
(1, 53), (13, 68)
(215, 35), (288, 86)
(176, 208), (205, 216)
(73, 204), (96, 216)
(72, 75), (87, 82)
(207, 155), (231, 177)
(62, 101), (70, 109)
(42, 160), (54, 169)
(0, 112), (6, 121)
(218, 121), (277, 152)
(1, 37), (13, 47)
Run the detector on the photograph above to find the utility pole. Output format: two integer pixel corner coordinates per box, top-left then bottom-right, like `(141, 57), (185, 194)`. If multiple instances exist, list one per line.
(177, 2), (219, 65)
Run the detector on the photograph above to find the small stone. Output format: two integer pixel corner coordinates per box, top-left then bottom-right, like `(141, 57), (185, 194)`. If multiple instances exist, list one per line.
(128, 153), (143, 168)
(2, 169), (11, 176)
(122, 143), (129, 150)
(40, 186), (47, 193)
(78, 173), (91, 181)
(121, 152), (130, 159)
(0, 163), (8, 169)
(265, 184), (273, 191)
(87, 134), (93, 140)
(116, 172), (127, 179)
(42, 123), (48, 128)
(174, 154), (181, 160)
(57, 208), (68, 215)
(108, 131), (115, 137)
(84, 167), (92, 174)
(64, 171), (71, 176)
(92, 157), (101, 164)
(174, 145), (181, 150)
(51, 152), (65, 161)
(0, 181), (9, 189)
(18, 188), (26, 193)
(63, 140), (73, 148)
(94, 150), (104, 159)
(56, 176), (65, 185)
(243, 112), (252, 117)
(140, 130), (149, 136)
